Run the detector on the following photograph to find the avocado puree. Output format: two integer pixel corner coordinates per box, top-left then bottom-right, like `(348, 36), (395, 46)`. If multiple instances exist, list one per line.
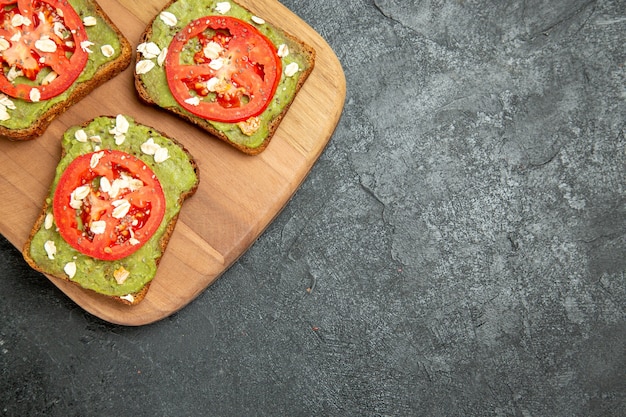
(28, 116), (198, 297)
(139, 0), (312, 149)
(0, 0), (125, 130)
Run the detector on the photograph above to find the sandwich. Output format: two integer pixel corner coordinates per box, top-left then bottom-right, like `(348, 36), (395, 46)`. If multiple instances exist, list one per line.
(134, 0), (316, 155)
(0, 0), (132, 140)
(22, 115), (199, 305)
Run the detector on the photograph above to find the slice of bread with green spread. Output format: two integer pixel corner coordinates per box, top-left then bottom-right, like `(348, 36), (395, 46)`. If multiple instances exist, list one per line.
(0, 0), (132, 141)
(22, 115), (199, 305)
(134, 0), (315, 155)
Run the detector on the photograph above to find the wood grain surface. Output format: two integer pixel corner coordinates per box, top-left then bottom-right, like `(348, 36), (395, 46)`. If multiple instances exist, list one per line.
(0, 0), (345, 325)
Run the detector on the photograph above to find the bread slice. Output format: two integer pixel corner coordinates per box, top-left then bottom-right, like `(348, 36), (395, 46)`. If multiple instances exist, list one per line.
(0, 0), (132, 141)
(134, 0), (315, 155)
(22, 115), (199, 305)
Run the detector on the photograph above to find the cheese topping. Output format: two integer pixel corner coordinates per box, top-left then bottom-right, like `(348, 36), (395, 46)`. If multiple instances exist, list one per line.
(44, 240), (56, 259)
(82, 16), (97, 27)
(284, 62), (299, 77)
(80, 40), (94, 53)
(44, 213), (54, 230)
(101, 44), (115, 58)
(160, 11), (177, 27)
(251, 16), (265, 25)
(64, 262), (77, 279)
(29, 88), (41, 102)
(215, 2), (231, 14)
(135, 59), (155, 75)
(114, 266), (130, 285)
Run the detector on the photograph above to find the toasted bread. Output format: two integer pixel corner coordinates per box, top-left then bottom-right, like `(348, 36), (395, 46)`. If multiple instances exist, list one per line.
(0, 0), (132, 141)
(22, 115), (199, 305)
(134, 0), (315, 155)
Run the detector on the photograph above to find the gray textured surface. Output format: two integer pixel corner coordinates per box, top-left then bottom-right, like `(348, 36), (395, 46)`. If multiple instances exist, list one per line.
(1, 0), (625, 416)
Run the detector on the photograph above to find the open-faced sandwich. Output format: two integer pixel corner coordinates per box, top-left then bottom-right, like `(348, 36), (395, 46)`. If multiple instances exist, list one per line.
(0, 0), (132, 140)
(22, 115), (199, 305)
(134, 0), (316, 155)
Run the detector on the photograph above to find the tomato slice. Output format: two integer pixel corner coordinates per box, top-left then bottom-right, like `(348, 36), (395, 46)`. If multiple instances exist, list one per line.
(165, 15), (281, 123)
(52, 150), (166, 261)
(0, 0), (89, 101)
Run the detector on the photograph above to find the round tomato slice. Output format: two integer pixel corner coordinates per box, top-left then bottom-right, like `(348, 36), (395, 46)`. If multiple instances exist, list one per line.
(165, 15), (281, 123)
(52, 150), (166, 261)
(0, 0), (89, 101)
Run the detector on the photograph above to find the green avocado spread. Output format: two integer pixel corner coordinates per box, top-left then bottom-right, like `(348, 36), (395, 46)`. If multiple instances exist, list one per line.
(27, 116), (198, 298)
(0, 0), (126, 130)
(138, 0), (313, 149)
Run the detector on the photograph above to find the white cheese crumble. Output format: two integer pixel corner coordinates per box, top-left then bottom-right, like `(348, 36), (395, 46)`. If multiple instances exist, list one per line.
(90, 220), (106, 235)
(29, 88), (41, 102)
(277, 44), (289, 58)
(215, 2), (231, 14)
(0, 94), (15, 121)
(41, 71), (58, 85)
(114, 267), (130, 285)
(70, 185), (90, 209)
(208, 57), (224, 71)
(53, 22), (68, 39)
(83, 16), (97, 26)
(251, 16), (265, 25)
(44, 213), (54, 230)
(203, 41), (222, 60)
(284, 62), (299, 77)
(154, 147), (170, 163)
(101, 44), (115, 58)
(160, 11), (177, 27)
(135, 59), (155, 75)
(64, 262), (77, 279)
(44, 240), (56, 260)
(6, 66), (22, 82)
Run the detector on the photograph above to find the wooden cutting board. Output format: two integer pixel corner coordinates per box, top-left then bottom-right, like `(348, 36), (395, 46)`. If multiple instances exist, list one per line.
(0, 0), (345, 325)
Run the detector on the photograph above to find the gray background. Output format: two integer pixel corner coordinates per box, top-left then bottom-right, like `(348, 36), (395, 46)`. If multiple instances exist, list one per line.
(2, 0), (625, 416)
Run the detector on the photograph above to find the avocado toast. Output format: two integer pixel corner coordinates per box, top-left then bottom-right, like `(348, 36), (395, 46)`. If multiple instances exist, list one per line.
(134, 0), (316, 155)
(22, 115), (199, 305)
(0, 0), (132, 140)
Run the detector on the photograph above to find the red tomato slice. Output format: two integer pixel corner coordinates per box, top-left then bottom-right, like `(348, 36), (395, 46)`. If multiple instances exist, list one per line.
(0, 0), (89, 101)
(165, 15), (281, 123)
(52, 150), (166, 261)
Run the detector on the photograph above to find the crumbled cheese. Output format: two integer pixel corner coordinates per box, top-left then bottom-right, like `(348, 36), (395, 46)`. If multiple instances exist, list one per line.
(0, 107), (9, 121)
(251, 16), (265, 25)
(215, 2), (231, 14)
(135, 59), (155, 75)
(277, 44), (289, 58)
(29, 88), (41, 102)
(74, 129), (88, 142)
(100, 177), (111, 193)
(35, 37), (57, 53)
(80, 40), (94, 53)
(90, 220), (106, 235)
(284, 62), (299, 77)
(114, 267), (130, 285)
(159, 11), (177, 26)
(0, 37), (9, 52)
(64, 262), (77, 279)
(83, 16), (97, 26)
(44, 213), (54, 230)
(10, 32), (21, 43)
(90, 151), (105, 169)
(0, 94), (14, 121)
(101, 44), (115, 58)
(44, 240), (56, 259)
(90, 135), (102, 143)
(110, 115), (129, 145)
(137, 42), (161, 59)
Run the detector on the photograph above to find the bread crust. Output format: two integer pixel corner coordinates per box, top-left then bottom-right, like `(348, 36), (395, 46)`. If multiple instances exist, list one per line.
(134, 0), (316, 155)
(0, 0), (132, 141)
(22, 116), (200, 306)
